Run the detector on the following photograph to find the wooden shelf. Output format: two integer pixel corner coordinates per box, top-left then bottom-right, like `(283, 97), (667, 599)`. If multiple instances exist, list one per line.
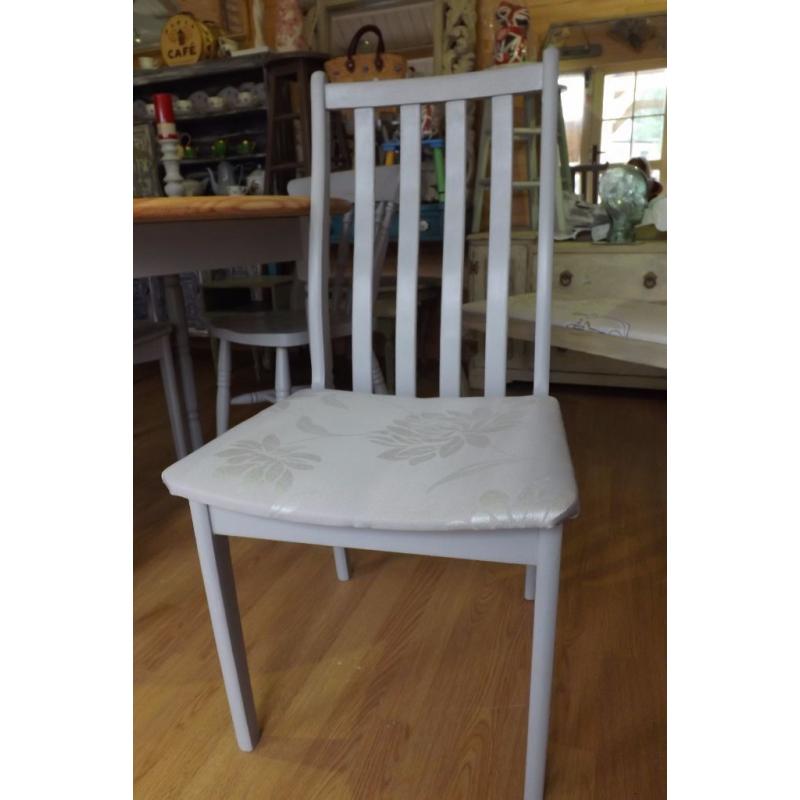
(180, 153), (265, 166)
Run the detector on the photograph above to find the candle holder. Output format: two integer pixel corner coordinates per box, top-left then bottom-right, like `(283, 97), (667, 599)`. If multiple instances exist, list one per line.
(159, 137), (185, 197)
(152, 93), (184, 197)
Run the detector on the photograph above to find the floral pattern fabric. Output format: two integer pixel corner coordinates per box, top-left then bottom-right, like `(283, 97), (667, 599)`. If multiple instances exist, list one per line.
(162, 390), (578, 531)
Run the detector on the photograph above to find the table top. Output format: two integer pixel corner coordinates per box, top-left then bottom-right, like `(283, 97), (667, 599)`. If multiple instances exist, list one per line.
(134, 195), (351, 224)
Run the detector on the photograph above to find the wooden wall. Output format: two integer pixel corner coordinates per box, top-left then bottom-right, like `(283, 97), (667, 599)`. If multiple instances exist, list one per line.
(476, 0), (667, 67)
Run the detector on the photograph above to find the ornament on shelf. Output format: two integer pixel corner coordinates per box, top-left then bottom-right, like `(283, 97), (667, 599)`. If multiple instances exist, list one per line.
(152, 93), (184, 197)
(599, 165), (649, 243)
(493, 1), (530, 65)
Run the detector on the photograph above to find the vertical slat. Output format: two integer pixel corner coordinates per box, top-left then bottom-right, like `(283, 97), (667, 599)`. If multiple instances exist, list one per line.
(352, 106), (376, 393)
(306, 71), (330, 391)
(484, 94), (514, 398)
(533, 47), (559, 397)
(395, 103), (421, 397)
(439, 98), (467, 397)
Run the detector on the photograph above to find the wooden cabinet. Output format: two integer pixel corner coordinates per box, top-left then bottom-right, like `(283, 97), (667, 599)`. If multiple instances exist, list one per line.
(466, 234), (667, 389)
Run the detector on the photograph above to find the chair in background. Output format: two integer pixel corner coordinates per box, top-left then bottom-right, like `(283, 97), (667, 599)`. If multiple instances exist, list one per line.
(208, 165), (400, 437)
(163, 50), (577, 800)
(134, 281), (187, 460)
(570, 144), (609, 204)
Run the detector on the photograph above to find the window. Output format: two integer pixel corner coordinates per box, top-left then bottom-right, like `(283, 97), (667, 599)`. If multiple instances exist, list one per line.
(559, 73), (587, 166)
(599, 68), (666, 180)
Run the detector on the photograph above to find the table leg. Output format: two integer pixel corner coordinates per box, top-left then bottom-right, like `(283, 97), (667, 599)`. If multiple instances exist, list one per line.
(164, 275), (204, 450)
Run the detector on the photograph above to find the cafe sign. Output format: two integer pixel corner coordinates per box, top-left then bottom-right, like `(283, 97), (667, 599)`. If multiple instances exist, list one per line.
(160, 14), (217, 66)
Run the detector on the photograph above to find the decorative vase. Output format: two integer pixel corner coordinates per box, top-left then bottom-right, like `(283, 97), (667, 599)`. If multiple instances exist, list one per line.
(275, 0), (307, 52)
(599, 165), (649, 243)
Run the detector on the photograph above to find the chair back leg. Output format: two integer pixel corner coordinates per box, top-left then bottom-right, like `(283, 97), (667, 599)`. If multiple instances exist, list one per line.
(332, 546), (350, 581)
(524, 564), (536, 601)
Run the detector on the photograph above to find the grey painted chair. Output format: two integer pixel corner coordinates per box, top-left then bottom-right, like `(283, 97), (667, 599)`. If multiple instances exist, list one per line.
(162, 49), (577, 799)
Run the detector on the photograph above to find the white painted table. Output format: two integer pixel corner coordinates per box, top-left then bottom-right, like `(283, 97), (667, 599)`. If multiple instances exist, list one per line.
(134, 196), (351, 450)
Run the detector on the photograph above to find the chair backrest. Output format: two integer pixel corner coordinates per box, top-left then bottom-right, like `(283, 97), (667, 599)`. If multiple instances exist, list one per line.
(306, 48), (560, 398)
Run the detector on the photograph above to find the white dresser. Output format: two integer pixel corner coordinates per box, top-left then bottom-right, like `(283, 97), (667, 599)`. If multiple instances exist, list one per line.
(466, 234), (667, 390)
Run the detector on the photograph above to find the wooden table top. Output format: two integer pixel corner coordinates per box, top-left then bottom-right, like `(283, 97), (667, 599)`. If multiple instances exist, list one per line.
(134, 195), (351, 223)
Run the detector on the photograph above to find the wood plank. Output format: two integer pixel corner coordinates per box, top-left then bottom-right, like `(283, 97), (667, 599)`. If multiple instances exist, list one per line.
(134, 195), (351, 223)
(134, 355), (666, 799)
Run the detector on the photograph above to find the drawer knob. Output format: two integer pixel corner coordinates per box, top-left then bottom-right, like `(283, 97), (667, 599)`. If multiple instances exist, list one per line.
(559, 270), (573, 287)
(643, 272), (658, 289)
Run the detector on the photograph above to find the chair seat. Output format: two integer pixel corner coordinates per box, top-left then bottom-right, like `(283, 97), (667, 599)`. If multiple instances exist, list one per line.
(162, 390), (578, 531)
(133, 320), (172, 346)
(207, 311), (351, 347)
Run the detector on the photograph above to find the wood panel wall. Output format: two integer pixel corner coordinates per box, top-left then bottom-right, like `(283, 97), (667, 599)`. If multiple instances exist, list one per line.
(476, 0), (667, 68)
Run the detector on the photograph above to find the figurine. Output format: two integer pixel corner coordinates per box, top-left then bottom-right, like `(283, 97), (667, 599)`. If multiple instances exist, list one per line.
(275, 0), (307, 52)
(493, 1), (530, 65)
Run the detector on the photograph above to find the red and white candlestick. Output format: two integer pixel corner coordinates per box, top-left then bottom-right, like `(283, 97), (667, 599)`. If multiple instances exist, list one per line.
(153, 93), (184, 197)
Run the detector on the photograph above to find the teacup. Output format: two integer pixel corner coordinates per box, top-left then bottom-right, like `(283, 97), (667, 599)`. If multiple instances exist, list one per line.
(226, 186), (245, 196)
(138, 56), (158, 70)
(145, 103), (154, 118)
(208, 96), (225, 111)
(176, 99), (192, 114)
(236, 91), (254, 107)
(183, 179), (205, 197)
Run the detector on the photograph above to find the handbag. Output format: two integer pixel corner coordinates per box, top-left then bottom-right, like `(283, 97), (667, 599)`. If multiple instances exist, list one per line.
(324, 25), (407, 83)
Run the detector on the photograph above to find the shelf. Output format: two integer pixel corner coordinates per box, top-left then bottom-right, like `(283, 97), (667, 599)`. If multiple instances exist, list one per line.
(134, 105), (266, 125)
(174, 105), (267, 121)
(180, 153), (266, 166)
(132, 51), (329, 89)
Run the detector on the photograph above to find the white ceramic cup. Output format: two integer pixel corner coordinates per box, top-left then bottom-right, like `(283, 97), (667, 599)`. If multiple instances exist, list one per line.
(236, 91), (254, 107)
(183, 179), (203, 197)
(226, 186), (245, 196)
(176, 99), (192, 113)
(208, 96), (225, 110)
(138, 56), (158, 70)
(145, 103), (155, 118)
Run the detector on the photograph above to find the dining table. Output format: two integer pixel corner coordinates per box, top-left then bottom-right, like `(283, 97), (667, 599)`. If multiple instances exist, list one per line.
(134, 195), (351, 451)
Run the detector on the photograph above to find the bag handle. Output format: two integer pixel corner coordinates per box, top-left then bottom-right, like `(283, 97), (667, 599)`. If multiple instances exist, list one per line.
(345, 25), (385, 73)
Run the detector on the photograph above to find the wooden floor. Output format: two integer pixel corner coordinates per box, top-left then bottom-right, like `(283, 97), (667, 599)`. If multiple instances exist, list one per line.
(134, 348), (666, 799)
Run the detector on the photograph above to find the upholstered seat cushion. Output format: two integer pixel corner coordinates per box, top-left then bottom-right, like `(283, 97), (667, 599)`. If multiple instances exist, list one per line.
(162, 390), (579, 531)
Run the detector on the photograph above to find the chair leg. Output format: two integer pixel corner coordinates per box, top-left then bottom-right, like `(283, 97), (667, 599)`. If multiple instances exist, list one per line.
(274, 348), (291, 401)
(189, 502), (260, 752)
(158, 337), (188, 459)
(524, 565), (536, 601)
(216, 338), (232, 436)
(209, 335), (219, 374)
(524, 527), (562, 800)
(371, 351), (388, 395)
(333, 546), (350, 581)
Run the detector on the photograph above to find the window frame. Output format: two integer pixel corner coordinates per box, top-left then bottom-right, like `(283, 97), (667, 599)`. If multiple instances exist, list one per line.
(586, 58), (667, 190)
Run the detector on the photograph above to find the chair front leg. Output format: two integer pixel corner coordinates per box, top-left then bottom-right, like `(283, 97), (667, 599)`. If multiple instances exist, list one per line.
(216, 338), (232, 435)
(524, 526), (562, 800)
(274, 347), (291, 401)
(189, 501), (260, 751)
(158, 337), (188, 459)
